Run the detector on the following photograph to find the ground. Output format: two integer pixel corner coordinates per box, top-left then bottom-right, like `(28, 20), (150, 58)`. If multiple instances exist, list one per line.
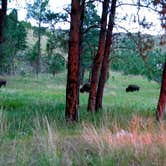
(0, 71), (165, 166)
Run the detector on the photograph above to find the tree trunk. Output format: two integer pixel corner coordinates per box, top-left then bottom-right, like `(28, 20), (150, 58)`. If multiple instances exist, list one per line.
(36, 22), (41, 75)
(80, 65), (85, 84)
(9, 50), (16, 75)
(96, 0), (117, 111)
(0, 0), (7, 43)
(65, 0), (81, 122)
(78, 0), (85, 104)
(156, 62), (166, 121)
(88, 0), (109, 111)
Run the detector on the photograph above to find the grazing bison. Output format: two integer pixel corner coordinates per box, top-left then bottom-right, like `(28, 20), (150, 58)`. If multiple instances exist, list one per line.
(0, 79), (7, 88)
(126, 84), (140, 92)
(80, 83), (90, 93)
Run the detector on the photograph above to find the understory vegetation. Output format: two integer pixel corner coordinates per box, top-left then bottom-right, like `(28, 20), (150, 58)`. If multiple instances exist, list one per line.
(1, 71), (165, 165)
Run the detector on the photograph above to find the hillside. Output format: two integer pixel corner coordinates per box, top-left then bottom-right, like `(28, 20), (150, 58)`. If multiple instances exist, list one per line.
(26, 28), (48, 54)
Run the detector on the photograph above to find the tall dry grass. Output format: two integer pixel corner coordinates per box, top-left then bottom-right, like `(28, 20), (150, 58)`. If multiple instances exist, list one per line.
(1, 113), (166, 165)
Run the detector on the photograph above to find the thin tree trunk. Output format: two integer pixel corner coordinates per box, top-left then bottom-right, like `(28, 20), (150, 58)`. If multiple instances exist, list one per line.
(65, 0), (81, 122)
(0, 0), (7, 43)
(88, 0), (109, 111)
(78, 0), (85, 104)
(156, 62), (166, 121)
(80, 66), (85, 84)
(36, 22), (41, 75)
(9, 50), (16, 75)
(96, 0), (117, 111)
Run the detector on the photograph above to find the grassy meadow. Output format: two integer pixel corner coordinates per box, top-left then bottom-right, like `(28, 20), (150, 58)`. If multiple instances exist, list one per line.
(1, 71), (166, 166)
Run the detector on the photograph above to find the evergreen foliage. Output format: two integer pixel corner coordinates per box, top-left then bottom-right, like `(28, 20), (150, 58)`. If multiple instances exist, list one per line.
(0, 9), (27, 74)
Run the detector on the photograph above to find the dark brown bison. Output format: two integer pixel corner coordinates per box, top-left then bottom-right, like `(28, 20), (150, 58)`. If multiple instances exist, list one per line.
(126, 84), (140, 92)
(80, 83), (90, 93)
(0, 79), (7, 88)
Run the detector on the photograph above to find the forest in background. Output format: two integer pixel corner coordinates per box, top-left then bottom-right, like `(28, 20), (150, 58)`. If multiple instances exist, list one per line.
(0, 0), (165, 82)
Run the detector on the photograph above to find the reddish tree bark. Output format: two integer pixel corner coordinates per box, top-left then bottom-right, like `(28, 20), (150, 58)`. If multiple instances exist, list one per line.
(95, 0), (117, 111)
(155, 0), (166, 121)
(0, 0), (7, 43)
(88, 0), (109, 111)
(156, 62), (166, 120)
(65, 0), (81, 121)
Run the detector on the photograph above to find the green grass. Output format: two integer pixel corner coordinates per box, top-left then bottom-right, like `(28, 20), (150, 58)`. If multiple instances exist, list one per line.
(0, 71), (165, 165)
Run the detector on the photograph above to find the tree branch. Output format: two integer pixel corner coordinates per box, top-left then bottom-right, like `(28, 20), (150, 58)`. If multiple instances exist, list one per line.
(83, 24), (100, 34)
(109, 55), (124, 62)
(116, 2), (159, 13)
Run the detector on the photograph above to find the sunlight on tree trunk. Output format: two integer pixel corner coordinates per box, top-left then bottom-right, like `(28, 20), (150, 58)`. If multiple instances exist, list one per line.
(96, 0), (117, 111)
(88, 0), (109, 111)
(65, 0), (81, 122)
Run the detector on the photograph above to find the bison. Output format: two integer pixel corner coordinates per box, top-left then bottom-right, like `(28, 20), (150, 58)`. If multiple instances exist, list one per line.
(0, 79), (7, 88)
(80, 83), (90, 93)
(126, 84), (140, 92)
